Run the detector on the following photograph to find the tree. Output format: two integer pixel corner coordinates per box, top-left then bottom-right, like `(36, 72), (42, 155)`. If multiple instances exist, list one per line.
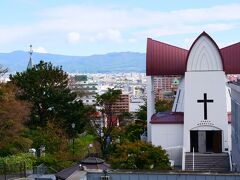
(122, 121), (146, 142)
(136, 102), (147, 121)
(109, 140), (170, 170)
(0, 65), (8, 77)
(155, 99), (173, 112)
(24, 122), (68, 157)
(10, 61), (87, 135)
(0, 83), (32, 156)
(89, 88), (121, 157)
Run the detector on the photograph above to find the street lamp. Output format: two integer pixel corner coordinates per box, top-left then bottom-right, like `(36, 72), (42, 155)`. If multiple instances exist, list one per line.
(71, 123), (75, 155)
(88, 144), (93, 157)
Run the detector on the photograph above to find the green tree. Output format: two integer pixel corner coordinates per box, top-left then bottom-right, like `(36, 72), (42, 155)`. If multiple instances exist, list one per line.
(109, 140), (170, 170)
(90, 88), (121, 157)
(155, 99), (173, 112)
(122, 121), (146, 142)
(24, 122), (68, 156)
(10, 61), (87, 135)
(136, 102), (147, 121)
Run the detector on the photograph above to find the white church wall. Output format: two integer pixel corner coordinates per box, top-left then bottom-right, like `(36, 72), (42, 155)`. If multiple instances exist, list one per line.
(226, 86), (232, 112)
(228, 123), (232, 151)
(187, 36), (223, 71)
(184, 71), (229, 152)
(151, 124), (183, 166)
(147, 76), (155, 142)
(172, 77), (185, 112)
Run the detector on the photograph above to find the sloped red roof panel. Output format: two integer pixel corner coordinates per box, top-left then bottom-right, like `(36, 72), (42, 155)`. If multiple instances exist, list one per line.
(221, 42), (240, 74)
(146, 38), (188, 76)
(150, 112), (184, 124)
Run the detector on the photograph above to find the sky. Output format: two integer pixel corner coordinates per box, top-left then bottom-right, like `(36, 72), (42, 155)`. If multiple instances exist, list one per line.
(0, 0), (239, 56)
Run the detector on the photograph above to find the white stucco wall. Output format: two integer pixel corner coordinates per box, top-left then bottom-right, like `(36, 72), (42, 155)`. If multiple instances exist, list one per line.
(187, 36), (223, 71)
(147, 76), (155, 142)
(151, 124), (183, 166)
(184, 71), (229, 152)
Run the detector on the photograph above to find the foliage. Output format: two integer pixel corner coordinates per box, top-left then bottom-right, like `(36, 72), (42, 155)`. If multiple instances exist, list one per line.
(0, 65), (8, 76)
(0, 83), (32, 156)
(135, 99), (173, 122)
(69, 134), (96, 158)
(136, 102), (147, 121)
(155, 99), (173, 112)
(10, 61), (88, 136)
(0, 153), (36, 170)
(109, 141), (170, 170)
(24, 122), (68, 156)
(90, 88), (121, 157)
(118, 112), (133, 126)
(122, 121), (146, 142)
(35, 154), (74, 173)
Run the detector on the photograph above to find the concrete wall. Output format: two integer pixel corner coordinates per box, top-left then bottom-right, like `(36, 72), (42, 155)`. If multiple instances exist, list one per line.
(87, 172), (240, 180)
(229, 83), (240, 172)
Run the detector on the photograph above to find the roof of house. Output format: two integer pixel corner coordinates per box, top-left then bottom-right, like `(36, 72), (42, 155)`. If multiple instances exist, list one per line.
(150, 112), (184, 124)
(146, 32), (240, 76)
(151, 112), (231, 124)
(55, 157), (110, 180)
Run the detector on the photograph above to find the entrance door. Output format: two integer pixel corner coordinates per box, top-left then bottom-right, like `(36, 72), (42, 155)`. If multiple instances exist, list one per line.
(190, 131), (198, 152)
(190, 130), (222, 153)
(212, 131), (222, 153)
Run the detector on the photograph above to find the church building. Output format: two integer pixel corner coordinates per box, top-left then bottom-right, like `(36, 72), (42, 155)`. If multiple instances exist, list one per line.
(146, 32), (240, 170)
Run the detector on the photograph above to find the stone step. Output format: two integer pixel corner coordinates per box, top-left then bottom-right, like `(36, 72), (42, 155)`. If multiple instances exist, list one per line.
(185, 153), (230, 172)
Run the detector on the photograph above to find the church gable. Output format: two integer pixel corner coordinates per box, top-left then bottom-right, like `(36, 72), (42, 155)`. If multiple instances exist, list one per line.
(187, 33), (223, 71)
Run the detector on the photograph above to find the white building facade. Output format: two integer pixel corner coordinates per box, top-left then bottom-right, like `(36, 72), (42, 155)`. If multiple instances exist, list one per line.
(146, 32), (240, 169)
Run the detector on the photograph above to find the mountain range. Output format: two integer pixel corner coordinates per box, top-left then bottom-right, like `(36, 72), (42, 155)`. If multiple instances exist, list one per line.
(0, 51), (146, 73)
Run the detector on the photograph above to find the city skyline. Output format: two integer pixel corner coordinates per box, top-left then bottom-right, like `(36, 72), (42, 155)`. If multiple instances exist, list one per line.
(0, 0), (239, 56)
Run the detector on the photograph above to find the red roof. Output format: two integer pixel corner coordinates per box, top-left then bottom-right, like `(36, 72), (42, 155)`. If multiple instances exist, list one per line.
(221, 42), (240, 74)
(146, 32), (240, 76)
(146, 38), (188, 76)
(150, 112), (184, 124)
(151, 112), (231, 124)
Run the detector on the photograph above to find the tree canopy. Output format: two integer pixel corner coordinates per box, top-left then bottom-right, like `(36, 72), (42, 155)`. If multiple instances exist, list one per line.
(90, 88), (121, 157)
(155, 99), (173, 112)
(10, 61), (88, 136)
(0, 83), (32, 156)
(109, 140), (170, 170)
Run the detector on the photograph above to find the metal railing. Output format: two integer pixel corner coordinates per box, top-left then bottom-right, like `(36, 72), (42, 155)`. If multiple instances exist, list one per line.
(0, 162), (27, 180)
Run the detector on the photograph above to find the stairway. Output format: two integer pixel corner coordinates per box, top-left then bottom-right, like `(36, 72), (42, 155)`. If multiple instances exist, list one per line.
(185, 152), (230, 172)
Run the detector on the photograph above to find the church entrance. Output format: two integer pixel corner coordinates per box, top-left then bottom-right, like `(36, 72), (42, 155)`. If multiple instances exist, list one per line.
(190, 130), (222, 153)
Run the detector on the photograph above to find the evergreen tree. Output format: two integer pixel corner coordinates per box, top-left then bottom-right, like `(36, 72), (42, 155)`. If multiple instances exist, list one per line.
(10, 61), (87, 135)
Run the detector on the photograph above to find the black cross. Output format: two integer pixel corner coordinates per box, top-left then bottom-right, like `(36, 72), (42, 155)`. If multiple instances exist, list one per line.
(197, 93), (214, 120)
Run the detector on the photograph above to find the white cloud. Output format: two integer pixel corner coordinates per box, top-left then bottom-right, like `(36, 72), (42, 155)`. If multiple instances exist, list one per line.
(67, 32), (80, 44)
(0, 3), (240, 46)
(89, 29), (123, 43)
(107, 29), (122, 42)
(128, 38), (137, 43)
(33, 46), (47, 53)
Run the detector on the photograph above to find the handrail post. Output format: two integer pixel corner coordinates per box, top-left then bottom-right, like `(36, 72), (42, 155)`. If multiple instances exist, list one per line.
(193, 147), (195, 171)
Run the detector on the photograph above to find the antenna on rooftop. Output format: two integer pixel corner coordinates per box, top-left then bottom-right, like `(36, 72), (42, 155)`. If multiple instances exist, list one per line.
(27, 44), (33, 69)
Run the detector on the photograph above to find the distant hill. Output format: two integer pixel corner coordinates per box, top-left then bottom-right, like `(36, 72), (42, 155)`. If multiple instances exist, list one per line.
(0, 51), (146, 73)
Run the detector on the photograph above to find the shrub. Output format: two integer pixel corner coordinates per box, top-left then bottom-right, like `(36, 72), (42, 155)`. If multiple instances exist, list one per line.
(0, 153), (36, 170)
(109, 141), (170, 170)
